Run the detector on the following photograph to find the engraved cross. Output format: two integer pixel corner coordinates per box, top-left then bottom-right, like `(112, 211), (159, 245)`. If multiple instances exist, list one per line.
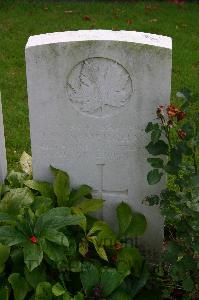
(93, 164), (128, 200)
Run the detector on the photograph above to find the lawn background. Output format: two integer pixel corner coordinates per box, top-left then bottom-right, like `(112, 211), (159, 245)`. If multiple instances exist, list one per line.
(0, 0), (199, 169)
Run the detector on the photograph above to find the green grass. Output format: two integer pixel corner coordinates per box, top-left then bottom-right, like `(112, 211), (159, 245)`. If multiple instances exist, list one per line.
(0, 0), (199, 169)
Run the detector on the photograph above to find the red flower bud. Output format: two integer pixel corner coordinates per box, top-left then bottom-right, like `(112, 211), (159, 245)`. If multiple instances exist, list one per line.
(29, 235), (38, 244)
(178, 129), (186, 139)
(114, 242), (123, 251)
(177, 111), (186, 121)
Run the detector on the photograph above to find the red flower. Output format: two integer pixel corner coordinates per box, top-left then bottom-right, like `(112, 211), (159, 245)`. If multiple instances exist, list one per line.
(114, 242), (123, 251)
(29, 235), (38, 244)
(167, 105), (180, 118)
(178, 129), (186, 139)
(156, 105), (164, 117)
(177, 111), (186, 121)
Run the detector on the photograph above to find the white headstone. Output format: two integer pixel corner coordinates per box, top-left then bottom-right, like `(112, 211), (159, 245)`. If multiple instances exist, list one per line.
(0, 93), (7, 182)
(26, 30), (172, 259)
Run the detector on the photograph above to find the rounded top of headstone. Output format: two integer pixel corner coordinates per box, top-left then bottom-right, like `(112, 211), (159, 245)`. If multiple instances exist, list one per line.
(26, 30), (172, 50)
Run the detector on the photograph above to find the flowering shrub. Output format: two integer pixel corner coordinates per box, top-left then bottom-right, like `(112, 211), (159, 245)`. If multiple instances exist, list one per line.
(145, 88), (199, 299)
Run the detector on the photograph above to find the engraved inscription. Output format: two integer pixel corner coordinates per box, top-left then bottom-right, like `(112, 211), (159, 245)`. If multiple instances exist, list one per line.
(66, 57), (133, 117)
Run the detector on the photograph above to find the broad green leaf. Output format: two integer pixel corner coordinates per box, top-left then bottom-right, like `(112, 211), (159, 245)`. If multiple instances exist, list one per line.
(88, 221), (112, 236)
(73, 292), (84, 300)
(146, 140), (168, 156)
(71, 207), (87, 232)
(6, 171), (27, 188)
(79, 238), (89, 256)
(151, 128), (161, 144)
(35, 207), (83, 233)
(23, 242), (43, 271)
(125, 213), (147, 238)
(69, 185), (92, 204)
(80, 262), (100, 295)
(117, 202), (132, 236)
(44, 229), (69, 247)
(0, 188), (34, 216)
(8, 273), (30, 300)
(182, 277), (194, 292)
(51, 167), (70, 206)
(75, 199), (104, 214)
(100, 268), (128, 297)
(19, 151), (32, 175)
(24, 180), (54, 198)
(0, 212), (18, 224)
(33, 196), (53, 217)
(25, 265), (47, 288)
(117, 246), (143, 275)
(35, 282), (52, 300)
(147, 169), (163, 185)
(108, 289), (131, 300)
(0, 226), (26, 246)
(0, 243), (10, 266)
(88, 236), (108, 261)
(0, 287), (9, 300)
(52, 283), (65, 296)
(41, 239), (66, 262)
(131, 262), (150, 297)
(147, 158), (164, 168)
(70, 260), (81, 272)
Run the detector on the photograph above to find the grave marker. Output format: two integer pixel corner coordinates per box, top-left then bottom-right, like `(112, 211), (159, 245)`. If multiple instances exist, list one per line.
(26, 30), (172, 259)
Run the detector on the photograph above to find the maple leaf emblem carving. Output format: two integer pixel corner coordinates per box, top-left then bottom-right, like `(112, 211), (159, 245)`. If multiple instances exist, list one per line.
(66, 58), (133, 116)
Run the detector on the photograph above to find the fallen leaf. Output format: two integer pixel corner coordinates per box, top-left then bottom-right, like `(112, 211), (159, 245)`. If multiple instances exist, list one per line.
(83, 15), (91, 21)
(126, 19), (133, 25)
(64, 10), (74, 14)
(149, 18), (158, 23)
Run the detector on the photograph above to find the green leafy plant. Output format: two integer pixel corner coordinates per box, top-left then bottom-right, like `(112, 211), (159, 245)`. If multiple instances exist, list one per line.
(145, 88), (199, 299)
(0, 160), (148, 299)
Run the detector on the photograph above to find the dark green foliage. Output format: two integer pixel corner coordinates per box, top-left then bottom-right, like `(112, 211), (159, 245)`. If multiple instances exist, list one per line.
(0, 166), (148, 299)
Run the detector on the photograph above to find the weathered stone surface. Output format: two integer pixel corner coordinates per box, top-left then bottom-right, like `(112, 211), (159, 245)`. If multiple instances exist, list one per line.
(26, 30), (172, 259)
(0, 92), (7, 182)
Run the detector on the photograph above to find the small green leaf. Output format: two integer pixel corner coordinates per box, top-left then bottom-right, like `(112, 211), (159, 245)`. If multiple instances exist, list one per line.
(69, 185), (92, 204)
(0, 226), (26, 246)
(75, 199), (104, 214)
(8, 273), (30, 300)
(25, 265), (47, 288)
(6, 171), (27, 188)
(151, 128), (161, 144)
(145, 122), (154, 133)
(19, 151), (32, 175)
(117, 246), (143, 275)
(80, 262), (100, 295)
(51, 167), (70, 206)
(147, 158), (164, 168)
(52, 283), (66, 296)
(147, 169), (163, 185)
(44, 229), (69, 247)
(0, 243), (10, 266)
(0, 187), (34, 216)
(79, 238), (89, 256)
(24, 180), (54, 198)
(125, 213), (147, 238)
(35, 282), (52, 300)
(23, 242), (43, 271)
(41, 240), (66, 262)
(0, 212), (18, 224)
(146, 140), (168, 156)
(88, 236), (108, 261)
(117, 202), (132, 236)
(100, 268), (128, 297)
